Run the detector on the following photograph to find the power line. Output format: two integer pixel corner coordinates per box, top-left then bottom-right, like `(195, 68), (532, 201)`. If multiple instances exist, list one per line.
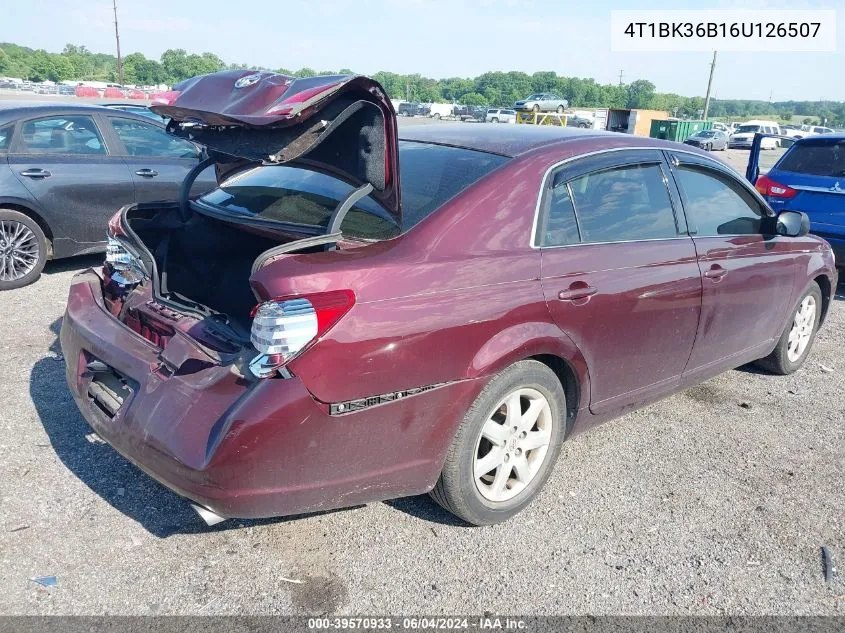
(113, 0), (123, 85)
(702, 51), (717, 120)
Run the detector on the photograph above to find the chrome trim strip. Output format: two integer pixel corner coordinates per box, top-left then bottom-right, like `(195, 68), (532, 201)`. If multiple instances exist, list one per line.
(329, 382), (450, 415)
(789, 184), (845, 195)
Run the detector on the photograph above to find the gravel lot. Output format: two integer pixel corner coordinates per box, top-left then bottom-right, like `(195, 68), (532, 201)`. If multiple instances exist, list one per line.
(0, 113), (842, 617)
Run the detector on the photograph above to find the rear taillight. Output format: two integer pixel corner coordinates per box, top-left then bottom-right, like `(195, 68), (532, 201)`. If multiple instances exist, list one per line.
(105, 210), (147, 285)
(249, 290), (355, 378)
(755, 175), (797, 199)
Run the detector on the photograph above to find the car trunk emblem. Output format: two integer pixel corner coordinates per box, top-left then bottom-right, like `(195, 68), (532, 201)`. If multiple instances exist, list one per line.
(234, 73), (262, 89)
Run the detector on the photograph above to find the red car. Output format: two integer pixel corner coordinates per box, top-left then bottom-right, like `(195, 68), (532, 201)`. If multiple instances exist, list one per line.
(61, 71), (837, 526)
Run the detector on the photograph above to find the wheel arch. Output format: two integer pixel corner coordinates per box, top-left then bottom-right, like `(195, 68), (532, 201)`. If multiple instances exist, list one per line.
(0, 199), (54, 258)
(814, 273), (833, 325)
(466, 321), (590, 431)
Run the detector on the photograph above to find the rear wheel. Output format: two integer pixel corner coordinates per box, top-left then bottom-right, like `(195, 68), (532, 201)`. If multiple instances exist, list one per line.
(0, 209), (48, 291)
(433, 113), (441, 120)
(755, 282), (822, 374)
(430, 360), (567, 525)
(532, 104), (540, 113)
(556, 105), (564, 114)
(491, 117), (499, 123)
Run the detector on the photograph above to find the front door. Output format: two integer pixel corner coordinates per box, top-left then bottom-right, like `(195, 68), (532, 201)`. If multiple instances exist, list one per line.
(8, 113), (135, 254)
(537, 150), (702, 414)
(667, 152), (799, 375)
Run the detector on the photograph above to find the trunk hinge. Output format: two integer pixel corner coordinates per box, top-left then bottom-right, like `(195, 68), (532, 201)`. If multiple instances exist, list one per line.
(325, 183), (374, 234)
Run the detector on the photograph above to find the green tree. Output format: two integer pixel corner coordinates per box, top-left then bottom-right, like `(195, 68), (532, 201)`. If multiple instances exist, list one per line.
(460, 92), (487, 106)
(294, 67), (316, 78)
(626, 79), (656, 109)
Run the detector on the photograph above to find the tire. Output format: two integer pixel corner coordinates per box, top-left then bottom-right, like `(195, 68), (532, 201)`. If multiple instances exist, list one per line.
(532, 104), (540, 113)
(429, 360), (567, 526)
(754, 282), (822, 375)
(491, 117), (499, 124)
(0, 209), (48, 291)
(556, 105), (564, 114)
(433, 113), (441, 120)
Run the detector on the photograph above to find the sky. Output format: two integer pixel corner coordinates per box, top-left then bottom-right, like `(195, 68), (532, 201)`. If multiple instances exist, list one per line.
(2, 0), (843, 101)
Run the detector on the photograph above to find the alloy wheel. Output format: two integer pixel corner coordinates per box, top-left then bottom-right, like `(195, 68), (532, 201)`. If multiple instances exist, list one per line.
(787, 295), (816, 362)
(0, 220), (40, 282)
(473, 387), (552, 502)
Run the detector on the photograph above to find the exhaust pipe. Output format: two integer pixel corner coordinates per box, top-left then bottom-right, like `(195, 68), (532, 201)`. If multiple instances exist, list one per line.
(191, 503), (227, 526)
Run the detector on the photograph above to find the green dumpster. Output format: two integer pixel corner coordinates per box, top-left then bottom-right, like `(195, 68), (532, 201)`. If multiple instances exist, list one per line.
(649, 119), (713, 142)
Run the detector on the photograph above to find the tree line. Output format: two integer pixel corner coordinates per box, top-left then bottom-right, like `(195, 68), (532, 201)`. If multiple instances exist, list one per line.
(2, 42), (844, 126)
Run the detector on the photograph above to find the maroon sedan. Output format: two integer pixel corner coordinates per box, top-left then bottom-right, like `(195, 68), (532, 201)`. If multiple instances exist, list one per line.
(60, 71), (837, 526)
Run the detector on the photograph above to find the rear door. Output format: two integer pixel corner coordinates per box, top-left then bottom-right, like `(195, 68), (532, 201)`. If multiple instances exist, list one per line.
(8, 113), (135, 252)
(667, 151), (799, 375)
(538, 150), (702, 414)
(102, 115), (216, 202)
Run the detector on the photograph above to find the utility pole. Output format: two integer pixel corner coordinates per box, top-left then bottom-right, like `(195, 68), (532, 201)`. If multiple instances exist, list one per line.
(702, 51), (717, 120)
(113, 0), (123, 85)
(618, 69), (624, 86)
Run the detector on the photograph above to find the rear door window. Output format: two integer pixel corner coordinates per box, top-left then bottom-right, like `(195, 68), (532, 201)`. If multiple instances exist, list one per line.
(673, 166), (764, 236)
(567, 163), (678, 243)
(109, 117), (198, 158)
(777, 138), (845, 177)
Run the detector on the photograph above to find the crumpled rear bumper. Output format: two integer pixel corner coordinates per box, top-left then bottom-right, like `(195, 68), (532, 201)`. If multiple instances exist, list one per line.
(60, 270), (483, 520)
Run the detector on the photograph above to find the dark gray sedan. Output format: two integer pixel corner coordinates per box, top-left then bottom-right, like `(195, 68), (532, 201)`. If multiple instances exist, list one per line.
(0, 102), (216, 289)
(684, 129), (729, 152)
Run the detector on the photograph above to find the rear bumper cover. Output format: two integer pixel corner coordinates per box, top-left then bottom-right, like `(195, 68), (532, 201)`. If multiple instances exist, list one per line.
(61, 271), (484, 519)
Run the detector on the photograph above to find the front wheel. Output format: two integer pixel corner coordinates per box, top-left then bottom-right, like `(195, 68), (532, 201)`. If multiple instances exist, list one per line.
(532, 104), (540, 113)
(433, 113), (441, 120)
(429, 360), (567, 525)
(754, 282), (822, 374)
(0, 209), (48, 291)
(491, 117), (499, 123)
(556, 105), (564, 113)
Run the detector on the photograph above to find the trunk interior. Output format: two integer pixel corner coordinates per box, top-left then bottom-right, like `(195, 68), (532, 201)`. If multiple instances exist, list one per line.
(125, 204), (318, 330)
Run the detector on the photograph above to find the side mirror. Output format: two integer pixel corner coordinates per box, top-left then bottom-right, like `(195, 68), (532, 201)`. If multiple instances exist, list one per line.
(776, 210), (810, 237)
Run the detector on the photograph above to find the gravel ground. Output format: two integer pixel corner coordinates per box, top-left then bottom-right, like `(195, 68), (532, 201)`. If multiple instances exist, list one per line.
(0, 115), (842, 616)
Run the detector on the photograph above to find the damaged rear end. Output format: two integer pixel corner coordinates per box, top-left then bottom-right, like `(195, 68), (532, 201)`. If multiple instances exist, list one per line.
(59, 70), (431, 520)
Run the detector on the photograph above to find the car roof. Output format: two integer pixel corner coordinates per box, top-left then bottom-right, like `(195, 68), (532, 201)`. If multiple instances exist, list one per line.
(0, 101), (147, 121)
(398, 124), (655, 157)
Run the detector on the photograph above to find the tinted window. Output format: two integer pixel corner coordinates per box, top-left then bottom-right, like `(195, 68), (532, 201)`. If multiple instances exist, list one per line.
(0, 124), (12, 151)
(539, 182), (579, 247)
(568, 163), (677, 243)
(736, 125), (760, 134)
(199, 141), (508, 239)
(777, 138), (845, 176)
(110, 117), (197, 158)
(395, 141), (509, 227)
(674, 166), (762, 236)
(19, 116), (105, 155)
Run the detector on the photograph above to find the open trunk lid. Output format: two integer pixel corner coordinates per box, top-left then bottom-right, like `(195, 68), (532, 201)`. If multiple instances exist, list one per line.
(150, 70), (401, 221)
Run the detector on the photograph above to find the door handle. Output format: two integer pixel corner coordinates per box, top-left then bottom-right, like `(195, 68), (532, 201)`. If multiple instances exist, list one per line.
(135, 169), (159, 177)
(558, 282), (598, 301)
(20, 168), (51, 179)
(704, 265), (728, 281)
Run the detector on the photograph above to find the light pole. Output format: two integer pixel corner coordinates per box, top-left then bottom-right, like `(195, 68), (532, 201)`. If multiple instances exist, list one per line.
(702, 51), (717, 120)
(113, 0), (123, 85)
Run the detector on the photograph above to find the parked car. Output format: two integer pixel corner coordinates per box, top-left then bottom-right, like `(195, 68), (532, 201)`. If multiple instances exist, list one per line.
(0, 103), (214, 290)
(711, 122), (731, 133)
(397, 102), (423, 117)
(454, 105), (486, 122)
(513, 93), (568, 113)
(566, 113), (594, 129)
(809, 126), (835, 136)
(730, 120), (781, 149)
(60, 70), (836, 528)
(485, 108), (516, 124)
(684, 129), (729, 151)
(747, 133), (845, 266)
(102, 103), (165, 122)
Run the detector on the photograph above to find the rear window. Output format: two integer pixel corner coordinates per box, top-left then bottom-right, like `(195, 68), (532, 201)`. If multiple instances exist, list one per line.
(198, 141), (509, 239)
(777, 139), (845, 177)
